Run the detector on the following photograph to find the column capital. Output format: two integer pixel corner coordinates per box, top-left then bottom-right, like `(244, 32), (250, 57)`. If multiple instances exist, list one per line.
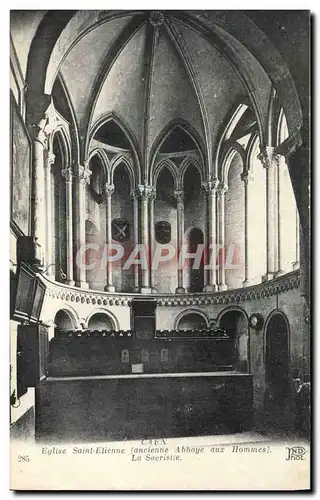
(73, 164), (92, 185)
(258, 146), (281, 169)
(61, 167), (73, 182)
(44, 151), (55, 167)
(149, 186), (157, 202)
(130, 189), (138, 200)
(202, 178), (220, 194)
(30, 124), (48, 147)
(173, 190), (184, 204)
(105, 183), (115, 197)
(137, 184), (155, 201)
(240, 170), (254, 186)
(217, 182), (228, 196)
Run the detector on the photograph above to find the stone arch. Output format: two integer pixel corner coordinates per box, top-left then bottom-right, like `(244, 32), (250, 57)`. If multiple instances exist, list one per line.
(85, 308), (119, 330)
(50, 121), (72, 168)
(263, 309), (291, 364)
(216, 305), (249, 325)
(217, 306), (249, 372)
(263, 309), (291, 412)
(53, 305), (80, 330)
(85, 112), (142, 183)
(179, 156), (204, 190)
(220, 146), (244, 186)
(174, 309), (209, 330)
(149, 119), (206, 182)
(111, 154), (135, 192)
(153, 158), (178, 191)
(88, 147), (110, 185)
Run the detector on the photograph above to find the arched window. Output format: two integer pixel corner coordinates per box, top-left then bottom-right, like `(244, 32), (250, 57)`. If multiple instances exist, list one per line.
(51, 134), (67, 282)
(224, 149), (245, 289)
(154, 166), (176, 293)
(112, 162), (134, 292)
(277, 110), (299, 272)
(247, 136), (267, 284)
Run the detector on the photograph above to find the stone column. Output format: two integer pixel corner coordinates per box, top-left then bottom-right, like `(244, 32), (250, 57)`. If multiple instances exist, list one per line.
(104, 184), (115, 292)
(202, 179), (219, 291)
(44, 150), (55, 276)
(73, 164), (91, 289)
(174, 190), (185, 294)
(217, 182), (228, 291)
(149, 187), (157, 292)
(137, 184), (153, 293)
(259, 146), (279, 281)
(31, 126), (47, 264)
(293, 210), (300, 270)
(61, 167), (75, 286)
(131, 189), (140, 291)
(241, 171), (254, 286)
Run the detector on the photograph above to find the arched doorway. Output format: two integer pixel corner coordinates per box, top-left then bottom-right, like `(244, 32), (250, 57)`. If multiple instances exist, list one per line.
(218, 309), (249, 373)
(265, 312), (290, 408)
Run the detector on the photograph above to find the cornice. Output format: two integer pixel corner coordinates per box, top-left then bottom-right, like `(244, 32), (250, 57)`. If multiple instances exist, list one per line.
(41, 270), (300, 308)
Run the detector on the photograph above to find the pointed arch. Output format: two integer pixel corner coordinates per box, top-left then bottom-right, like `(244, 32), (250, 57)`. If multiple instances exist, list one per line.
(149, 119), (206, 183)
(245, 132), (260, 173)
(277, 108), (289, 146)
(153, 158), (178, 190)
(179, 156), (204, 190)
(55, 72), (81, 165)
(220, 147), (244, 186)
(86, 112), (142, 184)
(50, 117), (72, 168)
(111, 153), (135, 191)
(214, 102), (249, 177)
(88, 147), (110, 184)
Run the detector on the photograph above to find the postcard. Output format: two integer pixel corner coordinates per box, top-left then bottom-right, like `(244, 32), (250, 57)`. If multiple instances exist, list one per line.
(10, 9), (311, 491)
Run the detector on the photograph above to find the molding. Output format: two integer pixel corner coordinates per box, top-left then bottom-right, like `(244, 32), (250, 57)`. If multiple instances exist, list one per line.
(41, 270), (300, 308)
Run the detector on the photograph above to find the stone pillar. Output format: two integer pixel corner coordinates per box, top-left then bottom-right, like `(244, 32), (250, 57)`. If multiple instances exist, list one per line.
(104, 184), (115, 292)
(149, 187), (157, 292)
(131, 189), (140, 291)
(31, 126), (47, 262)
(259, 146), (279, 281)
(293, 210), (300, 270)
(174, 190), (185, 294)
(241, 171), (254, 286)
(137, 184), (153, 293)
(61, 167), (75, 286)
(44, 150), (55, 276)
(217, 182), (228, 291)
(73, 164), (91, 289)
(202, 179), (219, 291)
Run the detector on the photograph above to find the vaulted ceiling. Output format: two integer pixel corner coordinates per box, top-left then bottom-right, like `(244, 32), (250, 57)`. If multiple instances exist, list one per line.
(11, 9), (306, 174)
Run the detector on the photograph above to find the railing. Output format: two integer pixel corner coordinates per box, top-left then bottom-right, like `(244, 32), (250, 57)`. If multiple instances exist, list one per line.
(54, 327), (230, 340)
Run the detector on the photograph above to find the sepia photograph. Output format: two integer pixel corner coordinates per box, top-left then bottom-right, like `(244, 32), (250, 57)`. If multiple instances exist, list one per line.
(9, 7), (311, 491)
